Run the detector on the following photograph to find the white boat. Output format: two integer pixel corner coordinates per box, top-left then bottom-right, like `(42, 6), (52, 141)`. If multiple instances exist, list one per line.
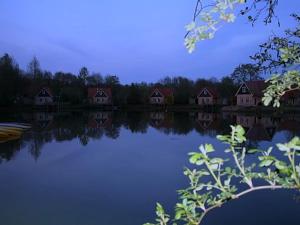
(0, 123), (31, 129)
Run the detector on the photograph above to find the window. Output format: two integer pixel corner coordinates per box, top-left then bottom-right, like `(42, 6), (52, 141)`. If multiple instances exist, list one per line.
(246, 97), (249, 103)
(242, 86), (247, 93)
(203, 90), (207, 95)
(241, 98), (243, 103)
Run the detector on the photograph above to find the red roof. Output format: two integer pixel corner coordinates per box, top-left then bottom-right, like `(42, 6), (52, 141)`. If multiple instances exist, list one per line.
(198, 87), (219, 98)
(245, 80), (267, 97)
(151, 87), (173, 97)
(88, 87), (112, 98)
(36, 87), (53, 97)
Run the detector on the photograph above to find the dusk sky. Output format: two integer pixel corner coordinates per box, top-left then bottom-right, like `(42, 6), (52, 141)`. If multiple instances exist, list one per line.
(0, 0), (299, 83)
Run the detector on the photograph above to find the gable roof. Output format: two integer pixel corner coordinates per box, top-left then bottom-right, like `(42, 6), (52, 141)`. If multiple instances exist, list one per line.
(88, 87), (112, 98)
(150, 87), (173, 98)
(235, 80), (267, 97)
(36, 87), (53, 98)
(197, 87), (219, 98)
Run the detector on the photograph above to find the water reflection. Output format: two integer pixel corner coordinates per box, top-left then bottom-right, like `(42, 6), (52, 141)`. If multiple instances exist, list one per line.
(1, 111), (300, 162)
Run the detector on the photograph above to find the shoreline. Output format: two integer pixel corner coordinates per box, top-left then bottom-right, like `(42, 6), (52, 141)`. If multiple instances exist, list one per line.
(0, 104), (299, 113)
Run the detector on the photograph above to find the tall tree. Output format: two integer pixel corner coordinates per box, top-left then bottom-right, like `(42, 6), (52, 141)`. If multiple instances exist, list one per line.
(86, 73), (103, 86)
(231, 63), (262, 84)
(28, 56), (42, 79)
(104, 74), (120, 86)
(0, 53), (21, 105)
(79, 67), (89, 85)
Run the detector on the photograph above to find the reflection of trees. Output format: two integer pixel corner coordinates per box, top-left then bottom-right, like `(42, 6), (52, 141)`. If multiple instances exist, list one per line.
(29, 133), (47, 160)
(79, 134), (89, 146)
(172, 112), (194, 135)
(105, 126), (120, 139)
(277, 114), (300, 141)
(0, 140), (22, 163)
(149, 112), (173, 135)
(235, 114), (277, 142)
(2, 111), (300, 162)
(123, 112), (148, 133)
(194, 113), (231, 137)
(52, 112), (87, 142)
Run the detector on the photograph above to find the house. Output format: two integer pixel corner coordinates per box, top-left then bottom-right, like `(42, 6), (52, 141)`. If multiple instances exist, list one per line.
(149, 87), (174, 105)
(235, 80), (267, 106)
(197, 87), (219, 105)
(35, 87), (53, 105)
(88, 87), (112, 105)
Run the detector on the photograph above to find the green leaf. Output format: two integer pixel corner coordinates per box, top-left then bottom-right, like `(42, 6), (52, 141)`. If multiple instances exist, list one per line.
(259, 159), (273, 167)
(205, 144), (215, 153)
(275, 161), (287, 170)
(277, 143), (290, 152)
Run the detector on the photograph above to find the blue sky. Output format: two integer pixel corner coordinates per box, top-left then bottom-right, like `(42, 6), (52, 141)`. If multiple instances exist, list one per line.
(0, 0), (299, 83)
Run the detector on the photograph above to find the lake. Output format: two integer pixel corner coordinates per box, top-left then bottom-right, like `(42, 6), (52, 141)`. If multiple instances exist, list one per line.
(0, 111), (300, 225)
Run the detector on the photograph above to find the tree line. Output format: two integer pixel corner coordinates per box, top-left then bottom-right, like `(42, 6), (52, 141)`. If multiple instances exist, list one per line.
(0, 53), (264, 106)
(0, 9), (298, 109)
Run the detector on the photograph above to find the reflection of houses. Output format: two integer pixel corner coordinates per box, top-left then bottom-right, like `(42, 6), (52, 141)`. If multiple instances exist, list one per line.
(277, 114), (300, 135)
(149, 87), (174, 105)
(88, 87), (112, 105)
(35, 112), (54, 129)
(149, 112), (173, 129)
(88, 112), (112, 128)
(235, 81), (266, 106)
(35, 87), (53, 105)
(196, 113), (216, 129)
(197, 87), (219, 105)
(282, 90), (300, 106)
(236, 115), (277, 141)
(195, 113), (221, 131)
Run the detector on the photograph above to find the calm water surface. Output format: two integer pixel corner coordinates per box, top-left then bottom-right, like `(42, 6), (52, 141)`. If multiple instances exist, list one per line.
(0, 111), (300, 225)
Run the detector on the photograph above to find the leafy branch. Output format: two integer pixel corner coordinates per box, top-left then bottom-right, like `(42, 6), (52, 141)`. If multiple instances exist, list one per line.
(185, 0), (280, 53)
(144, 125), (300, 225)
